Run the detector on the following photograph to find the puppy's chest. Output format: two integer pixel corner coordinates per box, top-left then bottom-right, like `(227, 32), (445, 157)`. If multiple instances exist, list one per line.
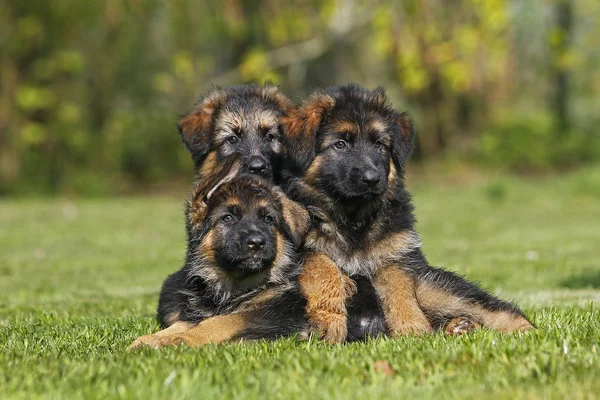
(304, 219), (421, 277)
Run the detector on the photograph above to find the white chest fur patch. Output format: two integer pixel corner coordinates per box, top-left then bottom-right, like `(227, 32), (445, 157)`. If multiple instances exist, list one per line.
(305, 225), (422, 277)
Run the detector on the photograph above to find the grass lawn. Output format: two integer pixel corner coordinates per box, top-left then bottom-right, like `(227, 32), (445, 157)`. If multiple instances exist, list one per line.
(1, 166), (599, 399)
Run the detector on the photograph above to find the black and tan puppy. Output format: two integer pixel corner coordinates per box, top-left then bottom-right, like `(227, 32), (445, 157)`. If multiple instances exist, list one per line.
(284, 84), (534, 343)
(179, 84), (295, 183)
(129, 174), (310, 348)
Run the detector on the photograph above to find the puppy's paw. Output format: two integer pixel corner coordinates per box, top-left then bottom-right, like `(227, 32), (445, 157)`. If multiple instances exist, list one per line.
(388, 317), (432, 336)
(128, 334), (162, 350)
(309, 311), (348, 344)
(156, 334), (192, 347)
(444, 317), (482, 336)
(341, 275), (357, 300)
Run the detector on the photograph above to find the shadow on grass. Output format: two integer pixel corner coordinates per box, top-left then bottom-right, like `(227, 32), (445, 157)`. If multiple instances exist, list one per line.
(560, 270), (600, 289)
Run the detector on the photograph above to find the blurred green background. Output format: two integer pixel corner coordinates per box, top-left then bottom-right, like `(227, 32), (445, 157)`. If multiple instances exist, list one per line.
(1, 0), (599, 196)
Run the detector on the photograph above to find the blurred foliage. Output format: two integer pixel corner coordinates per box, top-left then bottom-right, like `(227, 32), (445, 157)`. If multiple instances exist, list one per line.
(0, 0), (599, 195)
(477, 111), (600, 170)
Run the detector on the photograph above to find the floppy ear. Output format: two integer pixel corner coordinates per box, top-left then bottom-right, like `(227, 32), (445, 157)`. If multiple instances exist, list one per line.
(260, 83), (296, 116)
(391, 111), (415, 167)
(186, 189), (208, 235)
(279, 195), (311, 248)
(283, 91), (334, 173)
(178, 88), (227, 166)
(185, 155), (242, 232)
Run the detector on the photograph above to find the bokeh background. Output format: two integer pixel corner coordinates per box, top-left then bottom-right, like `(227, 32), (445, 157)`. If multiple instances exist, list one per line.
(1, 0), (599, 196)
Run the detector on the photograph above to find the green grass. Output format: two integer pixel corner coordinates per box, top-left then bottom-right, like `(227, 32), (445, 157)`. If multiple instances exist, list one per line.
(1, 166), (600, 399)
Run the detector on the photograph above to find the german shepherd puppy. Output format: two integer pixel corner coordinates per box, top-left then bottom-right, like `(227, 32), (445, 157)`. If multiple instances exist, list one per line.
(129, 173), (310, 348)
(178, 84), (295, 183)
(283, 84), (534, 343)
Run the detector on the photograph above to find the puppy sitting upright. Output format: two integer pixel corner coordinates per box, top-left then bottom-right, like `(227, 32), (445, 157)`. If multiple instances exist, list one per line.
(178, 84), (294, 183)
(129, 174), (310, 348)
(284, 84), (534, 343)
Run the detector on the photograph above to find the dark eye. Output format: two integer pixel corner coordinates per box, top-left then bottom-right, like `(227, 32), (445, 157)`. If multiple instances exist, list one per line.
(227, 136), (239, 144)
(333, 140), (347, 150)
(265, 133), (276, 142)
(221, 214), (234, 223)
(263, 215), (273, 224)
(374, 139), (385, 149)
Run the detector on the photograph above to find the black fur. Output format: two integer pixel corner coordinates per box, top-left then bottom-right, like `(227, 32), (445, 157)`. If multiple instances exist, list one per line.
(157, 174), (309, 340)
(284, 84), (532, 336)
(178, 84), (294, 183)
(402, 249), (530, 330)
(346, 277), (386, 341)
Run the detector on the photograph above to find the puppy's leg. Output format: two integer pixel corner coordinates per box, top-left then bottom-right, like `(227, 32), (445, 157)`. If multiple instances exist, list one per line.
(148, 287), (308, 347)
(299, 252), (356, 344)
(128, 321), (196, 350)
(444, 317), (482, 335)
(373, 264), (433, 336)
(157, 314), (249, 347)
(415, 267), (534, 333)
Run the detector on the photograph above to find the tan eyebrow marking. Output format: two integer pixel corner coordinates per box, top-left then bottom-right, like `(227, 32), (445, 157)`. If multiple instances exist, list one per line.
(257, 110), (278, 128)
(215, 110), (244, 133)
(330, 120), (359, 134)
(223, 198), (242, 207)
(368, 120), (387, 133)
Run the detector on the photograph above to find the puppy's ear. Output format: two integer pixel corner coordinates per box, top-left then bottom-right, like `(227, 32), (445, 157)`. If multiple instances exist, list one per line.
(283, 91), (335, 173)
(186, 190), (208, 234)
(391, 111), (415, 167)
(186, 155), (242, 232)
(178, 88), (227, 166)
(260, 83), (296, 116)
(278, 193), (311, 247)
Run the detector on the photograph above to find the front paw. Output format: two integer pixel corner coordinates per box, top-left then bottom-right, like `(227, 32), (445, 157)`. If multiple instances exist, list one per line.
(444, 317), (482, 335)
(388, 318), (432, 336)
(128, 334), (163, 350)
(309, 310), (348, 344)
(155, 334), (191, 347)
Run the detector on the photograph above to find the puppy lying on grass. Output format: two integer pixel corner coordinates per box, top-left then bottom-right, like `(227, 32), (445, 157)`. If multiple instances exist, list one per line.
(129, 171), (311, 349)
(284, 84), (534, 343)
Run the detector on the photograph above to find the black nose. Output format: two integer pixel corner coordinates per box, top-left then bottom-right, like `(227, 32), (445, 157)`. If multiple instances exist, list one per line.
(362, 169), (380, 187)
(248, 156), (268, 174)
(246, 233), (265, 250)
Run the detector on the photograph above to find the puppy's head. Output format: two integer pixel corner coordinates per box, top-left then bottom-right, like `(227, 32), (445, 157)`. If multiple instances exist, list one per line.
(189, 175), (310, 291)
(178, 84), (295, 181)
(285, 84), (414, 201)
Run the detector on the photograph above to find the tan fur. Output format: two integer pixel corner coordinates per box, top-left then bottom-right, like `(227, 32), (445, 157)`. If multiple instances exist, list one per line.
(259, 85), (295, 115)
(299, 253), (356, 344)
(444, 317), (482, 335)
(224, 198), (242, 207)
(143, 287), (288, 348)
(304, 226), (421, 278)
(179, 90), (226, 145)
(303, 155), (323, 185)
(285, 93), (335, 145)
(128, 321), (195, 350)
(395, 112), (413, 140)
(373, 265), (433, 335)
(155, 314), (248, 347)
(197, 151), (217, 180)
(272, 188), (311, 245)
(416, 283), (535, 333)
(387, 161), (397, 187)
(165, 311), (181, 326)
(368, 119), (387, 133)
(330, 120), (359, 134)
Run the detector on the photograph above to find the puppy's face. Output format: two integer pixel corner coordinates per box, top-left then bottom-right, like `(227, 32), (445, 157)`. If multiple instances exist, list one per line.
(286, 84), (414, 202)
(314, 116), (392, 200)
(192, 176), (310, 289)
(212, 103), (283, 180)
(179, 85), (294, 182)
(210, 186), (279, 274)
